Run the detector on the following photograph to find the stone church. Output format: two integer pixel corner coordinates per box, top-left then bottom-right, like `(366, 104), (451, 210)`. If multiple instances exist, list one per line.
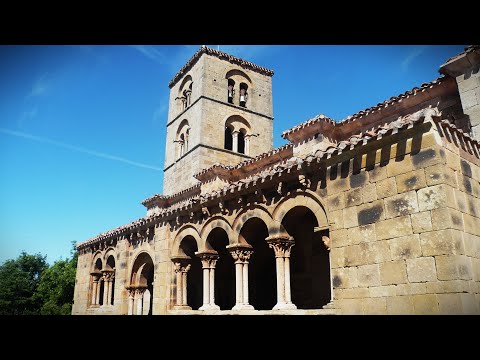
(72, 45), (480, 315)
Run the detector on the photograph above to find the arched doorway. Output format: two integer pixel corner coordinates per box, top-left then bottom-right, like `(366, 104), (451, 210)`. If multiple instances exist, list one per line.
(206, 228), (235, 310)
(239, 218), (276, 310)
(129, 253), (154, 315)
(179, 236), (202, 310)
(281, 206), (331, 309)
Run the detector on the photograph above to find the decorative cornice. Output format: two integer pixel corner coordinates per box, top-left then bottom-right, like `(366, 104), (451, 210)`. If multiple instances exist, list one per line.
(168, 46), (274, 89)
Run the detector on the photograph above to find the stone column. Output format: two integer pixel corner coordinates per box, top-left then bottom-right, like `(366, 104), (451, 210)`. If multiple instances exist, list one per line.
(126, 286), (135, 315)
(135, 287), (146, 315)
(266, 235), (297, 310)
(91, 279), (98, 305)
(232, 130), (239, 153)
(90, 272), (101, 305)
(171, 257), (192, 310)
(101, 269), (114, 306)
(244, 135), (251, 155)
(196, 251), (220, 311)
(227, 244), (254, 311)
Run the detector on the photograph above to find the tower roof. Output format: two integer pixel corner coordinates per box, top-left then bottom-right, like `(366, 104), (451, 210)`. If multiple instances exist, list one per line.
(168, 46), (274, 89)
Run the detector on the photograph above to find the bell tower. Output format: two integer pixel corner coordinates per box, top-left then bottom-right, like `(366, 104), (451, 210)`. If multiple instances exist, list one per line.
(163, 46), (274, 195)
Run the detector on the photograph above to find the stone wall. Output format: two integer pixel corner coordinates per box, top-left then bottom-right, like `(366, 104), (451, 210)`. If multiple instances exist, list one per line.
(327, 121), (480, 314)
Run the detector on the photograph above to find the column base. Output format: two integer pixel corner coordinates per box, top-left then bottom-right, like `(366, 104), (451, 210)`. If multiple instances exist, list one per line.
(199, 304), (220, 311)
(232, 304), (255, 311)
(173, 305), (192, 310)
(273, 302), (297, 310)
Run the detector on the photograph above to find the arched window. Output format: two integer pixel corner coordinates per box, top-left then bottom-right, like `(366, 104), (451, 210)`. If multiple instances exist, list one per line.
(238, 129), (246, 154)
(90, 258), (103, 306)
(180, 133), (185, 157)
(224, 126), (233, 151)
(239, 83), (248, 107)
(177, 75), (193, 113)
(104, 255), (116, 306)
(176, 120), (190, 160)
(227, 79), (235, 104)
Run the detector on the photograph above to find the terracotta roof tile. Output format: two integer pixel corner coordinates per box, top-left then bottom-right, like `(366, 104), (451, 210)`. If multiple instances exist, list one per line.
(168, 46), (274, 89)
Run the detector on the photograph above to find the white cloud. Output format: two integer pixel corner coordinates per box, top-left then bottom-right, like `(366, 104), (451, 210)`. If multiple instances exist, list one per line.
(28, 73), (51, 98)
(0, 128), (162, 171)
(401, 46), (427, 71)
(130, 45), (167, 64)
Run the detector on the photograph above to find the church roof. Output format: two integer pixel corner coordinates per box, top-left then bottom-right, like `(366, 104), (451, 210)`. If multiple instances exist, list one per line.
(281, 77), (447, 141)
(168, 46), (274, 89)
(76, 105), (478, 250)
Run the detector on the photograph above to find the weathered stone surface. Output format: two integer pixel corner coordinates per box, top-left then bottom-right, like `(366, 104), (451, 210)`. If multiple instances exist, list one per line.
(329, 209), (344, 230)
(335, 287), (369, 299)
(431, 208), (464, 231)
(357, 264), (380, 287)
(396, 169), (426, 193)
(327, 193), (346, 212)
(376, 215), (412, 241)
(395, 283), (426, 295)
(356, 200), (385, 226)
(437, 293), (463, 314)
(425, 280), (471, 294)
(384, 191), (419, 219)
(369, 285), (396, 297)
(463, 213), (480, 237)
(460, 293), (479, 315)
(411, 147), (445, 169)
(463, 232), (480, 258)
(389, 234), (422, 260)
(386, 296), (414, 314)
(350, 171), (368, 189)
(435, 255), (472, 280)
(343, 206), (359, 228)
(412, 294), (439, 314)
(380, 260), (408, 285)
(344, 241), (389, 267)
(337, 299), (363, 315)
(331, 267), (358, 289)
(362, 298), (387, 314)
(330, 229), (348, 248)
(376, 177), (397, 199)
(420, 229), (464, 256)
(368, 165), (388, 183)
(386, 157), (414, 178)
(453, 188), (467, 213)
(425, 163), (457, 187)
(362, 183), (378, 203)
(417, 184), (455, 211)
(345, 188), (362, 207)
(406, 257), (437, 282)
(347, 224), (376, 245)
(411, 211), (433, 234)
(330, 247), (345, 268)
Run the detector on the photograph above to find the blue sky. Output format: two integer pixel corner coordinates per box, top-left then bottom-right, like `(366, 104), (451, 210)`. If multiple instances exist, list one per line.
(0, 44), (465, 264)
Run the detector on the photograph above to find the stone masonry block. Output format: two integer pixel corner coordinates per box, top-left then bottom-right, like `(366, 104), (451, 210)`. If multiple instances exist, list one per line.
(362, 298), (387, 315)
(417, 184), (455, 212)
(395, 283), (426, 296)
(345, 188), (362, 207)
(406, 257), (437, 282)
(420, 229), (464, 256)
(396, 169), (426, 193)
(431, 207), (464, 231)
(411, 147), (445, 169)
(343, 206), (359, 228)
(327, 193), (345, 212)
(389, 234), (422, 260)
(411, 211), (432, 234)
(463, 232), (480, 259)
(453, 188), (467, 213)
(384, 191), (419, 219)
(368, 165), (388, 183)
(329, 209), (344, 230)
(356, 200), (385, 226)
(330, 229), (348, 248)
(386, 157), (414, 178)
(445, 149), (461, 171)
(435, 255), (472, 281)
(437, 294), (463, 315)
(425, 163), (457, 187)
(387, 296), (414, 314)
(380, 260), (408, 285)
(463, 213), (480, 237)
(347, 224), (376, 245)
(362, 183), (378, 203)
(337, 299), (363, 315)
(460, 293), (479, 315)
(330, 247), (345, 269)
(357, 264), (381, 287)
(376, 215), (412, 240)
(331, 267), (358, 289)
(412, 294), (439, 314)
(376, 177), (397, 199)
(369, 285), (396, 297)
(425, 280), (470, 294)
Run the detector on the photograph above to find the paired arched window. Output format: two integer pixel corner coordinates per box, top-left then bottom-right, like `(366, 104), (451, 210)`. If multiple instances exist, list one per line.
(90, 253), (116, 307)
(176, 120), (190, 160)
(176, 75), (193, 113)
(224, 115), (251, 155)
(225, 70), (251, 108)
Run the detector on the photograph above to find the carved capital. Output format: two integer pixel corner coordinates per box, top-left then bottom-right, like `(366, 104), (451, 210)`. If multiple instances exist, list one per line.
(196, 251), (219, 269)
(265, 235), (295, 258)
(171, 256), (191, 273)
(226, 244), (253, 264)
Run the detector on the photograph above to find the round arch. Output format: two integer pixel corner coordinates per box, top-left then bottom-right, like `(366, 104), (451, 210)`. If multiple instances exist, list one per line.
(200, 216), (233, 250)
(272, 190), (328, 231)
(232, 205), (275, 243)
(172, 225), (202, 257)
(225, 68), (252, 85)
(91, 251), (103, 271)
(224, 114), (251, 134)
(128, 250), (155, 284)
(178, 74), (193, 95)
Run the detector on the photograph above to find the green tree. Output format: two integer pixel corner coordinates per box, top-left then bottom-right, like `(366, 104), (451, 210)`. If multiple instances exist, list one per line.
(36, 241), (78, 315)
(0, 252), (48, 315)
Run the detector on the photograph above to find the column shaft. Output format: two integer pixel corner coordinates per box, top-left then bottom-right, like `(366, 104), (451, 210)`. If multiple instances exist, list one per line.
(209, 267), (215, 306)
(284, 257), (292, 304)
(107, 280), (113, 306)
(235, 262), (243, 306)
(128, 293), (134, 315)
(96, 281), (102, 305)
(202, 268), (209, 307)
(182, 272), (188, 306)
(242, 262), (249, 305)
(136, 292), (143, 315)
(91, 281), (98, 305)
(276, 256), (285, 305)
(176, 271), (182, 306)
